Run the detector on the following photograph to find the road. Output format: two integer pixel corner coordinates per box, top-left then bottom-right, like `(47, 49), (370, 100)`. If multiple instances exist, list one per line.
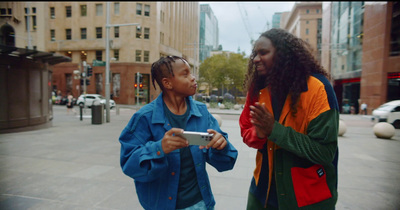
(0, 105), (399, 210)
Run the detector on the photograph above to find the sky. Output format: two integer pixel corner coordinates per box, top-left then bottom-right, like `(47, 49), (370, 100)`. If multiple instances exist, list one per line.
(200, 1), (296, 56)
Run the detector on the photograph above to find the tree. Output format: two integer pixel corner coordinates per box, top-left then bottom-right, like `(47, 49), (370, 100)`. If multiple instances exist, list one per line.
(199, 52), (247, 98)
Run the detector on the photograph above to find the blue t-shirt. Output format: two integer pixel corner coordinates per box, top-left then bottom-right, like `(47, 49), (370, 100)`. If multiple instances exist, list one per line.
(163, 99), (203, 209)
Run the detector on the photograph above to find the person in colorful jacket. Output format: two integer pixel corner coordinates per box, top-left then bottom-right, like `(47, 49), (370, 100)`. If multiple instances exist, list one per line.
(239, 28), (339, 209)
(119, 55), (238, 210)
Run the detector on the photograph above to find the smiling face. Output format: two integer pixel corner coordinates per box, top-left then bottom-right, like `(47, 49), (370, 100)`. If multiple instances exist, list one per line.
(252, 36), (276, 76)
(163, 59), (197, 97)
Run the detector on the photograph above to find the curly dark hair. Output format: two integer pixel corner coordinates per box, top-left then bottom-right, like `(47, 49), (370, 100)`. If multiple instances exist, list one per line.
(244, 28), (330, 115)
(151, 55), (188, 90)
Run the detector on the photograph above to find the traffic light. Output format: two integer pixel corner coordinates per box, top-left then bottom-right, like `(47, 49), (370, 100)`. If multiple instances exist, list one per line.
(135, 73), (143, 88)
(81, 79), (90, 85)
(87, 65), (93, 77)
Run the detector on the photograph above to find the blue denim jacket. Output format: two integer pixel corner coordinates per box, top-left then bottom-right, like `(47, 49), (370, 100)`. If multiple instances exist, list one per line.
(119, 93), (238, 210)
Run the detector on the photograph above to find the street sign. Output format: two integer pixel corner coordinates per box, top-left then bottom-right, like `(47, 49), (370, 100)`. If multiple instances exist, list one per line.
(92, 60), (106, 66)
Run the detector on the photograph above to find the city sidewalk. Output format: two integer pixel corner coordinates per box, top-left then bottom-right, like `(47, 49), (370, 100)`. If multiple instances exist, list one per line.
(0, 105), (399, 210)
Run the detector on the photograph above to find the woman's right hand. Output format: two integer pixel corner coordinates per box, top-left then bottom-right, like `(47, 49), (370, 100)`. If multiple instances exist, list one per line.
(161, 128), (189, 154)
(249, 102), (275, 138)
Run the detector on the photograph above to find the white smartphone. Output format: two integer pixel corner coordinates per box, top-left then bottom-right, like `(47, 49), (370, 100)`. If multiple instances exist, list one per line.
(177, 131), (214, 146)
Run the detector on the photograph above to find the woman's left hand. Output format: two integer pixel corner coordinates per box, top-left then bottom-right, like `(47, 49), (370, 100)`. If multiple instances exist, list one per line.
(199, 129), (227, 150)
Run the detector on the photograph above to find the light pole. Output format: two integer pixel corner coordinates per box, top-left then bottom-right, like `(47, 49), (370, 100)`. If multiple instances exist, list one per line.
(105, 2), (140, 123)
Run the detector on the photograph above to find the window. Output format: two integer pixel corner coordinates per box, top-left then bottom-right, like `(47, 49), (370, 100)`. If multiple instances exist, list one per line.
(81, 5), (87, 16)
(95, 73), (103, 94)
(50, 7), (55, 19)
(160, 32), (164, 44)
(24, 7), (36, 31)
(81, 51), (87, 62)
(114, 2), (120, 15)
(144, 28), (150, 39)
(144, 5), (150, 16)
(112, 73), (120, 97)
(114, 50), (119, 61)
(0, 8), (12, 15)
(144, 51), (149, 62)
(66, 74), (72, 93)
(32, 7), (36, 14)
(66, 29), (71, 40)
(306, 20), (309, 24)
(32, 15), (36, 30)
(81, 28), (87, 39)
(96, 50), (102, 61)
(96, 4), (103, 16)
(136, 3), (142, 15)
(114, 26), (119, 38)
(136, 26), (142, 38)
(65, 51), (72, 58)
(306, 28), (309, 35)
(66, 6), (71, 17)
(390, 1), (400, 56)
(306, 9), (309, 14)
(136, 50), (141, 62)
(96, 27), (102, 39)
(50, 30), (55, 41)
(317, 9), (320, 14)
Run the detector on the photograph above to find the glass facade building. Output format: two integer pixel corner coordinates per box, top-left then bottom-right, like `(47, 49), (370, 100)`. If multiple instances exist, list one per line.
(330, 2), (364, 113)
(272, 12), (282, 28)
(199, 4), (219, 62)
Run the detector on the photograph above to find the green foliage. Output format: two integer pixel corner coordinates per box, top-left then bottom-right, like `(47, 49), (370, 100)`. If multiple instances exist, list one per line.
(199, 52), (248, 97)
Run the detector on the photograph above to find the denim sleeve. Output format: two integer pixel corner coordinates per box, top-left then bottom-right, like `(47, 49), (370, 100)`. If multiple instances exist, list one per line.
(119, 113), (168, 182)
(205, 112), (238, 172)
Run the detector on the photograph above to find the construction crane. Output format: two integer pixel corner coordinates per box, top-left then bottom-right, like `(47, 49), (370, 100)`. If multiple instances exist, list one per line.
(237, 3), (255, 45)
(257, 5), (270, 32)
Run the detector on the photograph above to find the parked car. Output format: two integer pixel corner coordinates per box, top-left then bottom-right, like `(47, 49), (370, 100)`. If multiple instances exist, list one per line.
(76, 94), (116, 109)
(372, 100), (400, 128)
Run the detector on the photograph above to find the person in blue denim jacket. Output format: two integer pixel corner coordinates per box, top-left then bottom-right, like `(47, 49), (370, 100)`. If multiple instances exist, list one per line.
(119, 56), (238, 210)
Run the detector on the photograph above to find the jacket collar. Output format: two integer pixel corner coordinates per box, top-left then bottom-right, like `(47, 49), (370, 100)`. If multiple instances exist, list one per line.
(151, 92), (202, 124)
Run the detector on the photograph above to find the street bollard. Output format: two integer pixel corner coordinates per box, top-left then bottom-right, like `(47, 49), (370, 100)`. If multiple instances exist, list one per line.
(79, 103), (83, 121)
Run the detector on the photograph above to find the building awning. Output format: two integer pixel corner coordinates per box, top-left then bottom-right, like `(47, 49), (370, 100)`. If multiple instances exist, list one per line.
(0, 44), (71, 65)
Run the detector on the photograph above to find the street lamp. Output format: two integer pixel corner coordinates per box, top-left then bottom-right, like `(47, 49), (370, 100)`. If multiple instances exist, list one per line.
(105, 2), (140, 123)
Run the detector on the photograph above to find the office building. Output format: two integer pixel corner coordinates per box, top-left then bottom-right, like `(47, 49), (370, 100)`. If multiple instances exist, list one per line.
(199, 4), (219, 62)
(321, 2), (400, 113)
(281, 2), (323, 62)
(1, 2), (199, 105)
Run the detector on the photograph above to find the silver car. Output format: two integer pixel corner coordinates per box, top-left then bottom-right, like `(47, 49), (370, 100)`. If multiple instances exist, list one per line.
(76, 94), (116, 109)
(372, 100), (400, 128)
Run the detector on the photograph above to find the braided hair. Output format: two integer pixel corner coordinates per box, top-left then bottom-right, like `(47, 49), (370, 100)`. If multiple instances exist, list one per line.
(151, 55), (188, 90)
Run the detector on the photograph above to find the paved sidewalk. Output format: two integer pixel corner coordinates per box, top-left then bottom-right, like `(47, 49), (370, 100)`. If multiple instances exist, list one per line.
(0, 106), (399, 210)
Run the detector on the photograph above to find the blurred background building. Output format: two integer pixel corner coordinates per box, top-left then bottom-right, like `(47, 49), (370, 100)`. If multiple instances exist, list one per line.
(281, 1), (323, 62)
(1, 2), (199, 107)
(281, 1), (400, 114)
(199, 4), (219, 62)
(1, 1), (399, 132)
(272, 12), (282, 29)
(321, 1), (400, 114)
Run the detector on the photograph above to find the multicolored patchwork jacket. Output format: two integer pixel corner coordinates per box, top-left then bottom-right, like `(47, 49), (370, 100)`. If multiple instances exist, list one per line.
(239, 73), (339, 209)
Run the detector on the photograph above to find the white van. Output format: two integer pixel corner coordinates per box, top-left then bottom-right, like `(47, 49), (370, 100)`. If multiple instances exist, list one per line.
(372, 100), (400, 128)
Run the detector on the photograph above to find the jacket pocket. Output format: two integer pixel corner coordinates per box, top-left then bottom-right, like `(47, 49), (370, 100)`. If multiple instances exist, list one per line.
(291, 164), (332, 207)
